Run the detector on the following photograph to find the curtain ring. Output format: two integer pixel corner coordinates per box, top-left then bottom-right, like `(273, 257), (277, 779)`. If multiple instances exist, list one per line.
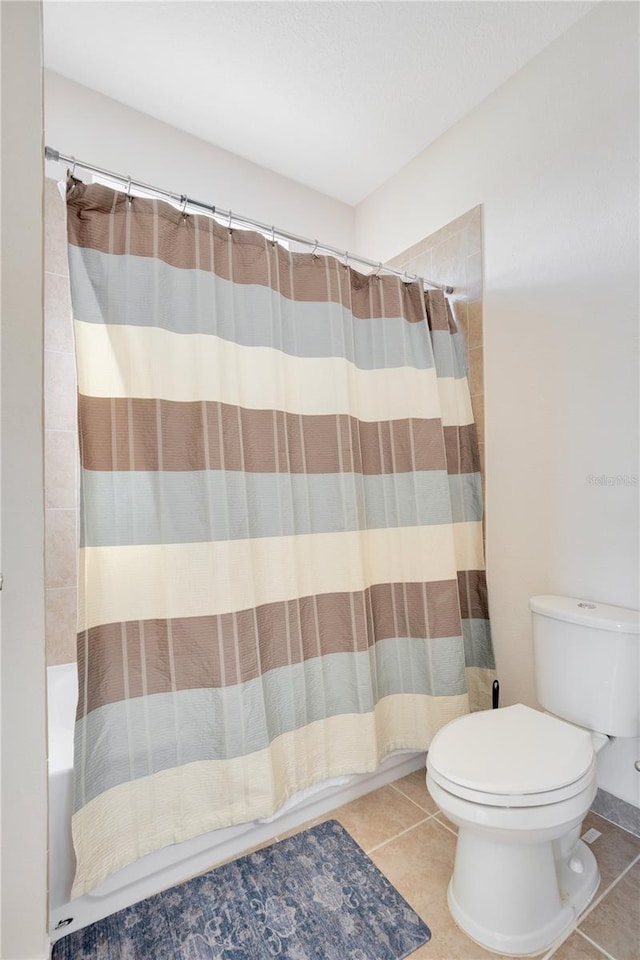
(70, 157), (77, 179)
(311, 239), (319, 258)
(227, 210), (233, 233)
(180, 195), (188, 219)
(343, 251), (349, 269)
(126, 177), (133, 203)
(375, 261), (383, 278)
(271, 225), (276, 246)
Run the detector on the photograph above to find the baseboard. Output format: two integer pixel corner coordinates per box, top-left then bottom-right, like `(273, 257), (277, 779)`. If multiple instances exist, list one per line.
(591, 788), (640, 837)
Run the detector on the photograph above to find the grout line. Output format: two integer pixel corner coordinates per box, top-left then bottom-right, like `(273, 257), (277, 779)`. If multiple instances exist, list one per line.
(388, 781), (438, 819)
(44, 347), (75, 360)
(433, 813), (457, 837)
(543, 925), (616, 960)
(575, 929), (618, 960)
(542, 927), (592, 960)
(44, 269), (70, 280)
(45, 346), (75, 356)
(367, 816), (432, 855)
(589, 809), (640, 841)
(574, 851), (640, 930)
(542, 938), (564, 959)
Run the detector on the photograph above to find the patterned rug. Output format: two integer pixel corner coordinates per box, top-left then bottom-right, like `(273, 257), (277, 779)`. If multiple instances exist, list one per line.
(52, 820), (431, 959)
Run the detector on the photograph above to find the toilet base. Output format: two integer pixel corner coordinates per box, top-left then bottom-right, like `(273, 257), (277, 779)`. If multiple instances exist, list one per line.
(447, 836), (600, 956)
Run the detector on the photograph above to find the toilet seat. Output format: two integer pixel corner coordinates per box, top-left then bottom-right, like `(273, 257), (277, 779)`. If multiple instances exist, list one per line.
(427, 703), (596, 808)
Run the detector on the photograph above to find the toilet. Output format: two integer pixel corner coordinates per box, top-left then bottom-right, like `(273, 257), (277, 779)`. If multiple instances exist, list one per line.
(426, 595), (640, 957)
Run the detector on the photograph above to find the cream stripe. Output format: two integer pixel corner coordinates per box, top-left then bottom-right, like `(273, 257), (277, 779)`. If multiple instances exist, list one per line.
(73, 321), (473, 424)
(78, 525), (460, 631)
(71, 692), (469, 898)
(454, 520), (486, 571)
(437, 375), (474, 427)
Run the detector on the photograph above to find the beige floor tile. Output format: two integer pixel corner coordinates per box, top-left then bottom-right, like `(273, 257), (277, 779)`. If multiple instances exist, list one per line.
(167, 782), (639, 960)
(434, 810), (458, 835)
(547, 930), (609, 959)
(170, 784), (640, 960)
(278, 775), (436, 846)
(327, 784), (429, 852)
(370, 818), (510, 960)
(406, 942), (447, 959)
(581, 811), (640, 892)
(391, 769), (438, 815)
(579, 860), (640, 960)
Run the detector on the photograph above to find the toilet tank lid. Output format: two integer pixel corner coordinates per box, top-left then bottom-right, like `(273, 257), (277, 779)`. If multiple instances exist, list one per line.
(529, 595), (640, 634)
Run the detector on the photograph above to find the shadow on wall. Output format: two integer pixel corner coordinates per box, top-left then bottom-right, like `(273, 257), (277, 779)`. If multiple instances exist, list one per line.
(388, 204), (485, 474)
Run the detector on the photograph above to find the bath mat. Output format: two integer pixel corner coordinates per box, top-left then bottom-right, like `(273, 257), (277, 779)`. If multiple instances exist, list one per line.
(52, 820), (431, 959)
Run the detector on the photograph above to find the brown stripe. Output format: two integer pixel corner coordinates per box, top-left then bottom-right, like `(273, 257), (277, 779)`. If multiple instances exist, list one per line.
(443, 423), (481, 475)
(66, 181), (427, 323)
(425, 290), (455, 332)
(457, 570), (490, 621)
(76, 580), (462, 719)
(78, 395), (448, 475)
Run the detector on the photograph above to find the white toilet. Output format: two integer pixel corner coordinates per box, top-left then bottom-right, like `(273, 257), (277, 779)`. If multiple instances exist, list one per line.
(426, 595), (640, 957)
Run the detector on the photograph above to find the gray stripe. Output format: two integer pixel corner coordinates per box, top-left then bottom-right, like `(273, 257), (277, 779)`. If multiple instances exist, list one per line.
(448, 473), (483, 524)
(432, 330), (468, 380)
(73, 638), (466, 810)
(69, 245), (437, 371)
(80, 469), (461, 547)
(462, 618), (496, 669)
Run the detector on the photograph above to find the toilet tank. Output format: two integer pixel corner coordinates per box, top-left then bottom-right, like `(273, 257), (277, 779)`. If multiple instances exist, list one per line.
(529, 595), (640, 738)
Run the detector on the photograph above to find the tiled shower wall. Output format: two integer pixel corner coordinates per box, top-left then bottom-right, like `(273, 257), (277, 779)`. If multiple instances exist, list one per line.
(42, 183), (484, 665)
(44, 178), (78, 665)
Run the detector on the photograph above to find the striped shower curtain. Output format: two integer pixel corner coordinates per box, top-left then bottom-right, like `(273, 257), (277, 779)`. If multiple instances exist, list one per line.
(66, 178), (495, 897)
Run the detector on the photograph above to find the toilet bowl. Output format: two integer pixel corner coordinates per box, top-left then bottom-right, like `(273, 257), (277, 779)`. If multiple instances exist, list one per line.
(424, 594), (639, 957)
(426, 704), (603, 956)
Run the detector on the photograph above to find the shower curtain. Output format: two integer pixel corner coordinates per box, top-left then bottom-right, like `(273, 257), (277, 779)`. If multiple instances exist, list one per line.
(66, 178), (495, 897)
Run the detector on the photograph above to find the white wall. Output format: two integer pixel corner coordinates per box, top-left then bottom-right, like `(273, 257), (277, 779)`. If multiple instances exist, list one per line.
(0, 2), (49, 958)
(44, 71), (354, 251)
(356, 2), (639, 806)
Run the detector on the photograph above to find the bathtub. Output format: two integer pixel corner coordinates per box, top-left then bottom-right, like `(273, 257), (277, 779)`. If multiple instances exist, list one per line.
(48, 662), (426, 942)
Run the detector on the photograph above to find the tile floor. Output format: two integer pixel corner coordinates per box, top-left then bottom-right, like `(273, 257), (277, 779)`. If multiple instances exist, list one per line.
(231, 770), (640, 960)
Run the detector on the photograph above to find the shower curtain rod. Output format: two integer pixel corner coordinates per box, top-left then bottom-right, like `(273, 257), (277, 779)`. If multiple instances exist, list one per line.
(45, 146), (454, 294)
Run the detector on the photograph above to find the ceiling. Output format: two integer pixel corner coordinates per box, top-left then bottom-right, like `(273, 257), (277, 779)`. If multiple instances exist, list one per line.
(43, 1), (596, 206)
